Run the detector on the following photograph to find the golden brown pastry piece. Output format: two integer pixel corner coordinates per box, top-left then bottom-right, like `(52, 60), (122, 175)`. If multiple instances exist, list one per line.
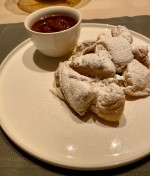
(132, 44), (150, 68)
(70, 52), (116, 79)
(56, 61), (94, 116)
(91, 83), (125, 122)
(71, 40), (96, 59)
(111, 25), (133, 44)
(123, 59), (150, 96)
(98, 36), (134, 73)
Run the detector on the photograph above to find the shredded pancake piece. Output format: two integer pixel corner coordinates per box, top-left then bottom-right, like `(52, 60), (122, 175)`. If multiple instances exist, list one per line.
(132, 44), (150, 68)
(57, 61), (94, 116)
(71, 40), (96, 59)
(91, 83), (125, 122)
(70, 52), (116, 78)
(123, 59), (150, 96)
(98, 36), (134, 73)
(111, 25), (133, 44)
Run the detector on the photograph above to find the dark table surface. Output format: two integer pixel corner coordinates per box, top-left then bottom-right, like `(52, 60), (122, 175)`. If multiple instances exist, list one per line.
(0, 16), (150, 176)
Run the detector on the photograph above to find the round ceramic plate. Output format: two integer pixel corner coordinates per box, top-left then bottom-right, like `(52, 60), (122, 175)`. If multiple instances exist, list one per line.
(0, 24), (150, 170)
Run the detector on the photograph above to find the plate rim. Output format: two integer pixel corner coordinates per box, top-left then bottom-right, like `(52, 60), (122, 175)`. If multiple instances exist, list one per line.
(0, 23), (150, 170)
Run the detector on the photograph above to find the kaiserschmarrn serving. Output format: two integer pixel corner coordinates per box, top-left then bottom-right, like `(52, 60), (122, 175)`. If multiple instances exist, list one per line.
(52, 25), (150, 122)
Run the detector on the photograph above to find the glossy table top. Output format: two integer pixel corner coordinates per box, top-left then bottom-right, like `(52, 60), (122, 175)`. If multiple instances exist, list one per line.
(1, 0), (150, 23)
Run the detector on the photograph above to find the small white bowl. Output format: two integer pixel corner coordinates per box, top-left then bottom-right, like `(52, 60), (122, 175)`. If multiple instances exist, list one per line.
(24, 6), (81, 57)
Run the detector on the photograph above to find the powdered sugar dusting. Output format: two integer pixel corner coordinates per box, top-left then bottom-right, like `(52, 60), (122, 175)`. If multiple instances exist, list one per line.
(99, 36), (134, 73)
(70, 52), (116, 78)
(52, 25), (150, 122)
(124, 59), (150, 96)
(111, 25), (133, 44)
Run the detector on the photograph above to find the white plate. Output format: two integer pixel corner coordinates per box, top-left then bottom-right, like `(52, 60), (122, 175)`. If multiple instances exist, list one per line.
(0, 23), (150, 170)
